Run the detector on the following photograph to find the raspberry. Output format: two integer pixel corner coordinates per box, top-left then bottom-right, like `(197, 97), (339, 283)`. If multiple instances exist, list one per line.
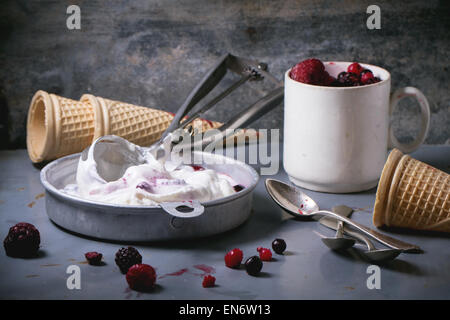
(257, 247), (272, 261)
(3, 222), (40, 258)
(85, 252), (103, 265)
(272, 239), (287, 254)
(320, 71), (336, 86)
(115, 247), (142, 274)
(347, 63), (364, 76)
(202, 275), (216, 288)
(224, 248), (243, 268)
(290, 58), (326, 85)
(244, 256), (263, 276)
(126, 264), (156, 291)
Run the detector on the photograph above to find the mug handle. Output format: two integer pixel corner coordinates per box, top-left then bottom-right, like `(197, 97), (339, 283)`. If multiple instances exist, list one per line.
(389, 87), (430, 153)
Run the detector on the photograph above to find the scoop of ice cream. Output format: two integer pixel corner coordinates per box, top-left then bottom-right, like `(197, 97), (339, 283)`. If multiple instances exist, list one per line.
(65, 136), (237, 206)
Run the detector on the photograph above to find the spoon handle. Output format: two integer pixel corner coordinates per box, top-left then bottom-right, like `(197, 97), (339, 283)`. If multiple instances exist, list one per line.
(315, 210), (422, 253)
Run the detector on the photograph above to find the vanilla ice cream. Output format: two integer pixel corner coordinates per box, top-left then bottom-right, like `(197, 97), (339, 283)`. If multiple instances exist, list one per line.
(62, 137), (239, 205)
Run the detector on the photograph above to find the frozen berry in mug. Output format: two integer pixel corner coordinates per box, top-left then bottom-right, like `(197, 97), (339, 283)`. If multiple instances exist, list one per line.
(347, 62), (364, 76)
(337, 72), (359, 87)
(360, 70), (375, 84)
(290, 58), (326, 85)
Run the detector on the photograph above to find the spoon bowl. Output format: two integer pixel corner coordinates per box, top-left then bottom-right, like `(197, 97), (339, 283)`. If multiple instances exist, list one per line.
(320, 217), (401, 262)
(364, 248), (401, 262)
(264, 178), (319, 219)
(321, 237), (356, 250)
(321, 205), (356, 250)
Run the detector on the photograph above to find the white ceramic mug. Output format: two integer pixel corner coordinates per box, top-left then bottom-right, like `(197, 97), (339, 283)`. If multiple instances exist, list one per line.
(283, 61), (430, 193)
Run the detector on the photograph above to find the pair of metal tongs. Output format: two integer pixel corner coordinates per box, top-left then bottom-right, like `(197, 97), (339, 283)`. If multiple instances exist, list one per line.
(148, 53), (284, 160)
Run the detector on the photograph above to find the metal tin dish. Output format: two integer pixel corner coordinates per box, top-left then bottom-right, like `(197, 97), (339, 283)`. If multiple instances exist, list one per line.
(40, 152), (259, 241)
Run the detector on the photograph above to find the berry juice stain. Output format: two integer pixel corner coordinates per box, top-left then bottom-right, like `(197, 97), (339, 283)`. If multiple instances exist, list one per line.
(193, 264), (215, 274)
(159, 268), (189, 279)
(190, 164), (204, 171)
(298, 209), (304, 215)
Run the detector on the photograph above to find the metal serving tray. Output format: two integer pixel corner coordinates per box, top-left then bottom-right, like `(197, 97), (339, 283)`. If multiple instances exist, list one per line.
(40, 152), (259, 242)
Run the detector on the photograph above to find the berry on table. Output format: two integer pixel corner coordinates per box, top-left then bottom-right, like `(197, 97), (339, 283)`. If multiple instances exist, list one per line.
(126, 264), (156, 291)
(244, 256), (263, 276)
(224, 248), (243, 268)
(85, 252), (103, 265)
(272, 239), (287, 254)
(257, 247), (272, 261)
(3, 222), (40, 258)
(202, 275), (216, 288)
(115, 247), (142, 274)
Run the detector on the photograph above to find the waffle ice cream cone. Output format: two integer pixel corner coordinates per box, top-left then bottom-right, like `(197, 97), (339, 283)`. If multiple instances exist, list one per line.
(27, 90), (260, 163)
(373, 149), (450, 233)
(27, 90), (101, 163)
(80, 94), (224, 147)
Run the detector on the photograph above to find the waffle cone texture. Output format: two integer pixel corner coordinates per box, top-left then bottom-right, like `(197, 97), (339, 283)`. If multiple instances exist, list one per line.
(27, 91), (256, 163)
(373, 149), (450, 233)
(27, 90), (100, 162)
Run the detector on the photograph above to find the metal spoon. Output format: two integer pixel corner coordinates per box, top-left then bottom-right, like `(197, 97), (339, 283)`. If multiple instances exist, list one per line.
(320, 217), (402, 262)
(264, 179), (422, 253)
(321, 205), (355, 250)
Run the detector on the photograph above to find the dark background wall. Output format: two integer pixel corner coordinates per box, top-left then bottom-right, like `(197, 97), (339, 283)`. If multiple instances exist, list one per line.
(1, 0), (449, 148)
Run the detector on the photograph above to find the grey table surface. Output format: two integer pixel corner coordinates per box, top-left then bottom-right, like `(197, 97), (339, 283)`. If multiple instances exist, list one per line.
(0, 145), (449, 300)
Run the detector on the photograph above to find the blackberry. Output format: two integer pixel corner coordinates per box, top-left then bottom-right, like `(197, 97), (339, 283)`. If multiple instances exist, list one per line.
(337, 72), (359, 87)
(115, 247), (142, 274)
(3, 222), (40, 258)
(244, 256), (263, 276)
(233, 185), (245, 192)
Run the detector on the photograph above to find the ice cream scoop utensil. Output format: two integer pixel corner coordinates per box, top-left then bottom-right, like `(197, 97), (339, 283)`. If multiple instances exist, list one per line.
(84, 53), (283, 180)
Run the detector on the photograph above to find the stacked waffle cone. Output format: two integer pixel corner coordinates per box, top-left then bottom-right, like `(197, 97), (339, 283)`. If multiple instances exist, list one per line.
(27, 91), (101, 162)
(27, 90), (258, 163)
(373, 149), (450, 233)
